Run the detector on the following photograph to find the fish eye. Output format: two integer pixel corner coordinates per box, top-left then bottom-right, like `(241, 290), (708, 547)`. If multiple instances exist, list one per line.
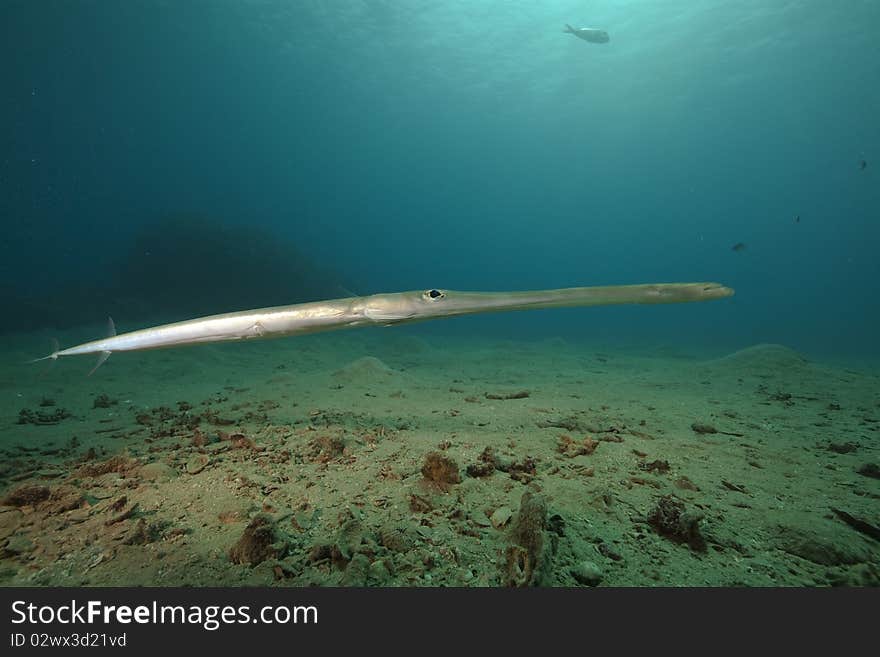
(424, 289), (446, 301)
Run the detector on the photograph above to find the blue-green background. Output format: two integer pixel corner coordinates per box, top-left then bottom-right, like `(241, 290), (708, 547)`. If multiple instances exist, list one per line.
(2, 1), (878, 359)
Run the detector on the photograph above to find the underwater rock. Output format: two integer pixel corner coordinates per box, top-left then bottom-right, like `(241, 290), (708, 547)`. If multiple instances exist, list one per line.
(43, 486), (85, 514)
(332, 356), (396, 384)
(217, 503), (250, 525)
(639, 460), (671, 474)
(185, 454), (210, 475)
(571, 560), (603, 587)
(842, 563), (880, 587)
(691, 422), (743, 437)
(466, 461), (495, 478)
(703, 343), (809, 374)
(0, 509), (24, 541)
(490, 507), (513, 529)
(122, 518), (160, 546)
(823, 441), (858, 454)
(721, 480), (748, 494)
(547, 514), (566, 537)
(856, 463), (880, 479)
(227, 433), (257, 450)
(3, 534), (34, 556)
(368, 558), (392, 585)
(314, 514), (379, 574)
(104, 500), (138, 527)
(76, 455), (137, 478)
(305, 543), (330, 563)
(336, 515), (364, 561)
(774, 525), (869, 566)
(504, 492), (554, 587)
(341, 553), (371, 586)
(647, 495), (706, 552)
(17, 408), (72, 425)
(466, 447), (498, 478)
(691, 423), (717, 434)
(596, 541), (622, 562)
(92, 394), (117, 409)
(421, 452), (461, 487)
(467, 447), (536, 482)
(409, 494), (433, 513)
(504, 456), (538, 483)
(307, 543), (346, 569)
(306, 434), (346, 463)
(831, 508), (880, 542)
(557, 435), (599, 457)
(472, 512), (492, 528)
(2, 484), (51, 507)
(139, 462), (178, 481)
(228, 514), (278, 566)
(191, 429), (208, 447)
(379, 525), (415, 553)
(485, 390), (530, 400)
(536, 415), (585, 432)
(674, 476), (700, 491)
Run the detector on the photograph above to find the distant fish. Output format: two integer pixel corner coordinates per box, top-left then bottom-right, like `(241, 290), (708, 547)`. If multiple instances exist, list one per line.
(563, 24), (610, 44)
(860, 159), (868, 170)
(731, 242), (747, 252)
(794, 215), (800, 223)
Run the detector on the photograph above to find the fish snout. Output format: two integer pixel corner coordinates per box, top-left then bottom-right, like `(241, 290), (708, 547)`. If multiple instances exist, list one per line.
(699, 282), (735, 299)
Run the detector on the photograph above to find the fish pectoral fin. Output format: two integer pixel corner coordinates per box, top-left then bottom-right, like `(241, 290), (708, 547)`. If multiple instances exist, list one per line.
(88, 351), (111, 377)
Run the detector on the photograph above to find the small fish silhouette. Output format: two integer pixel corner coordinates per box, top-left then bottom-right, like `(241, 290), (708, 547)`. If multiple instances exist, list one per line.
(794, 215), (800, 223)
(731, 242), (746, 252)
(860, 159), (868, 170)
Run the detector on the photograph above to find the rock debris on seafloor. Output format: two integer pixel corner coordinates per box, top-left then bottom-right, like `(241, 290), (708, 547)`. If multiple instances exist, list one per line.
(646, 495), (706, 552)
(420, 452), (461, 487)
(504, 492), (554, 587)
(228, 515), (279, 566)
(1, 339), (879, 587)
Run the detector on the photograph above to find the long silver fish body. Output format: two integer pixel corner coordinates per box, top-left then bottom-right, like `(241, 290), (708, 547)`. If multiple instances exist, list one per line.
(38, 282), (733, 368)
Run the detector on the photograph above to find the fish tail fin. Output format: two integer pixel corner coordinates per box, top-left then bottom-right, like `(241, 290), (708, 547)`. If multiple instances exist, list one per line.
(564, 24), (575, 33)
(27, 337), (60, 364)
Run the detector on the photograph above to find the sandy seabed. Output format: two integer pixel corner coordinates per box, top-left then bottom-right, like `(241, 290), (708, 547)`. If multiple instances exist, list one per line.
(1, 329), (878, 587)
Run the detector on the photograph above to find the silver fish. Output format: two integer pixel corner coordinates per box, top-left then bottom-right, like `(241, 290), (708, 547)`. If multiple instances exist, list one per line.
(564, 24), (610, 44)
(33, 282), (733, 373)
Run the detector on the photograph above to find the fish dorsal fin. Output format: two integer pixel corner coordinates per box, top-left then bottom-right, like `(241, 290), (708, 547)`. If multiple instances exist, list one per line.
(107, 317), (117, 337)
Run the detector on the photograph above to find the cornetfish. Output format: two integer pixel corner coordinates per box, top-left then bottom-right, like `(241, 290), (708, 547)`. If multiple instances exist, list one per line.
(33, 282), (733, 373)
